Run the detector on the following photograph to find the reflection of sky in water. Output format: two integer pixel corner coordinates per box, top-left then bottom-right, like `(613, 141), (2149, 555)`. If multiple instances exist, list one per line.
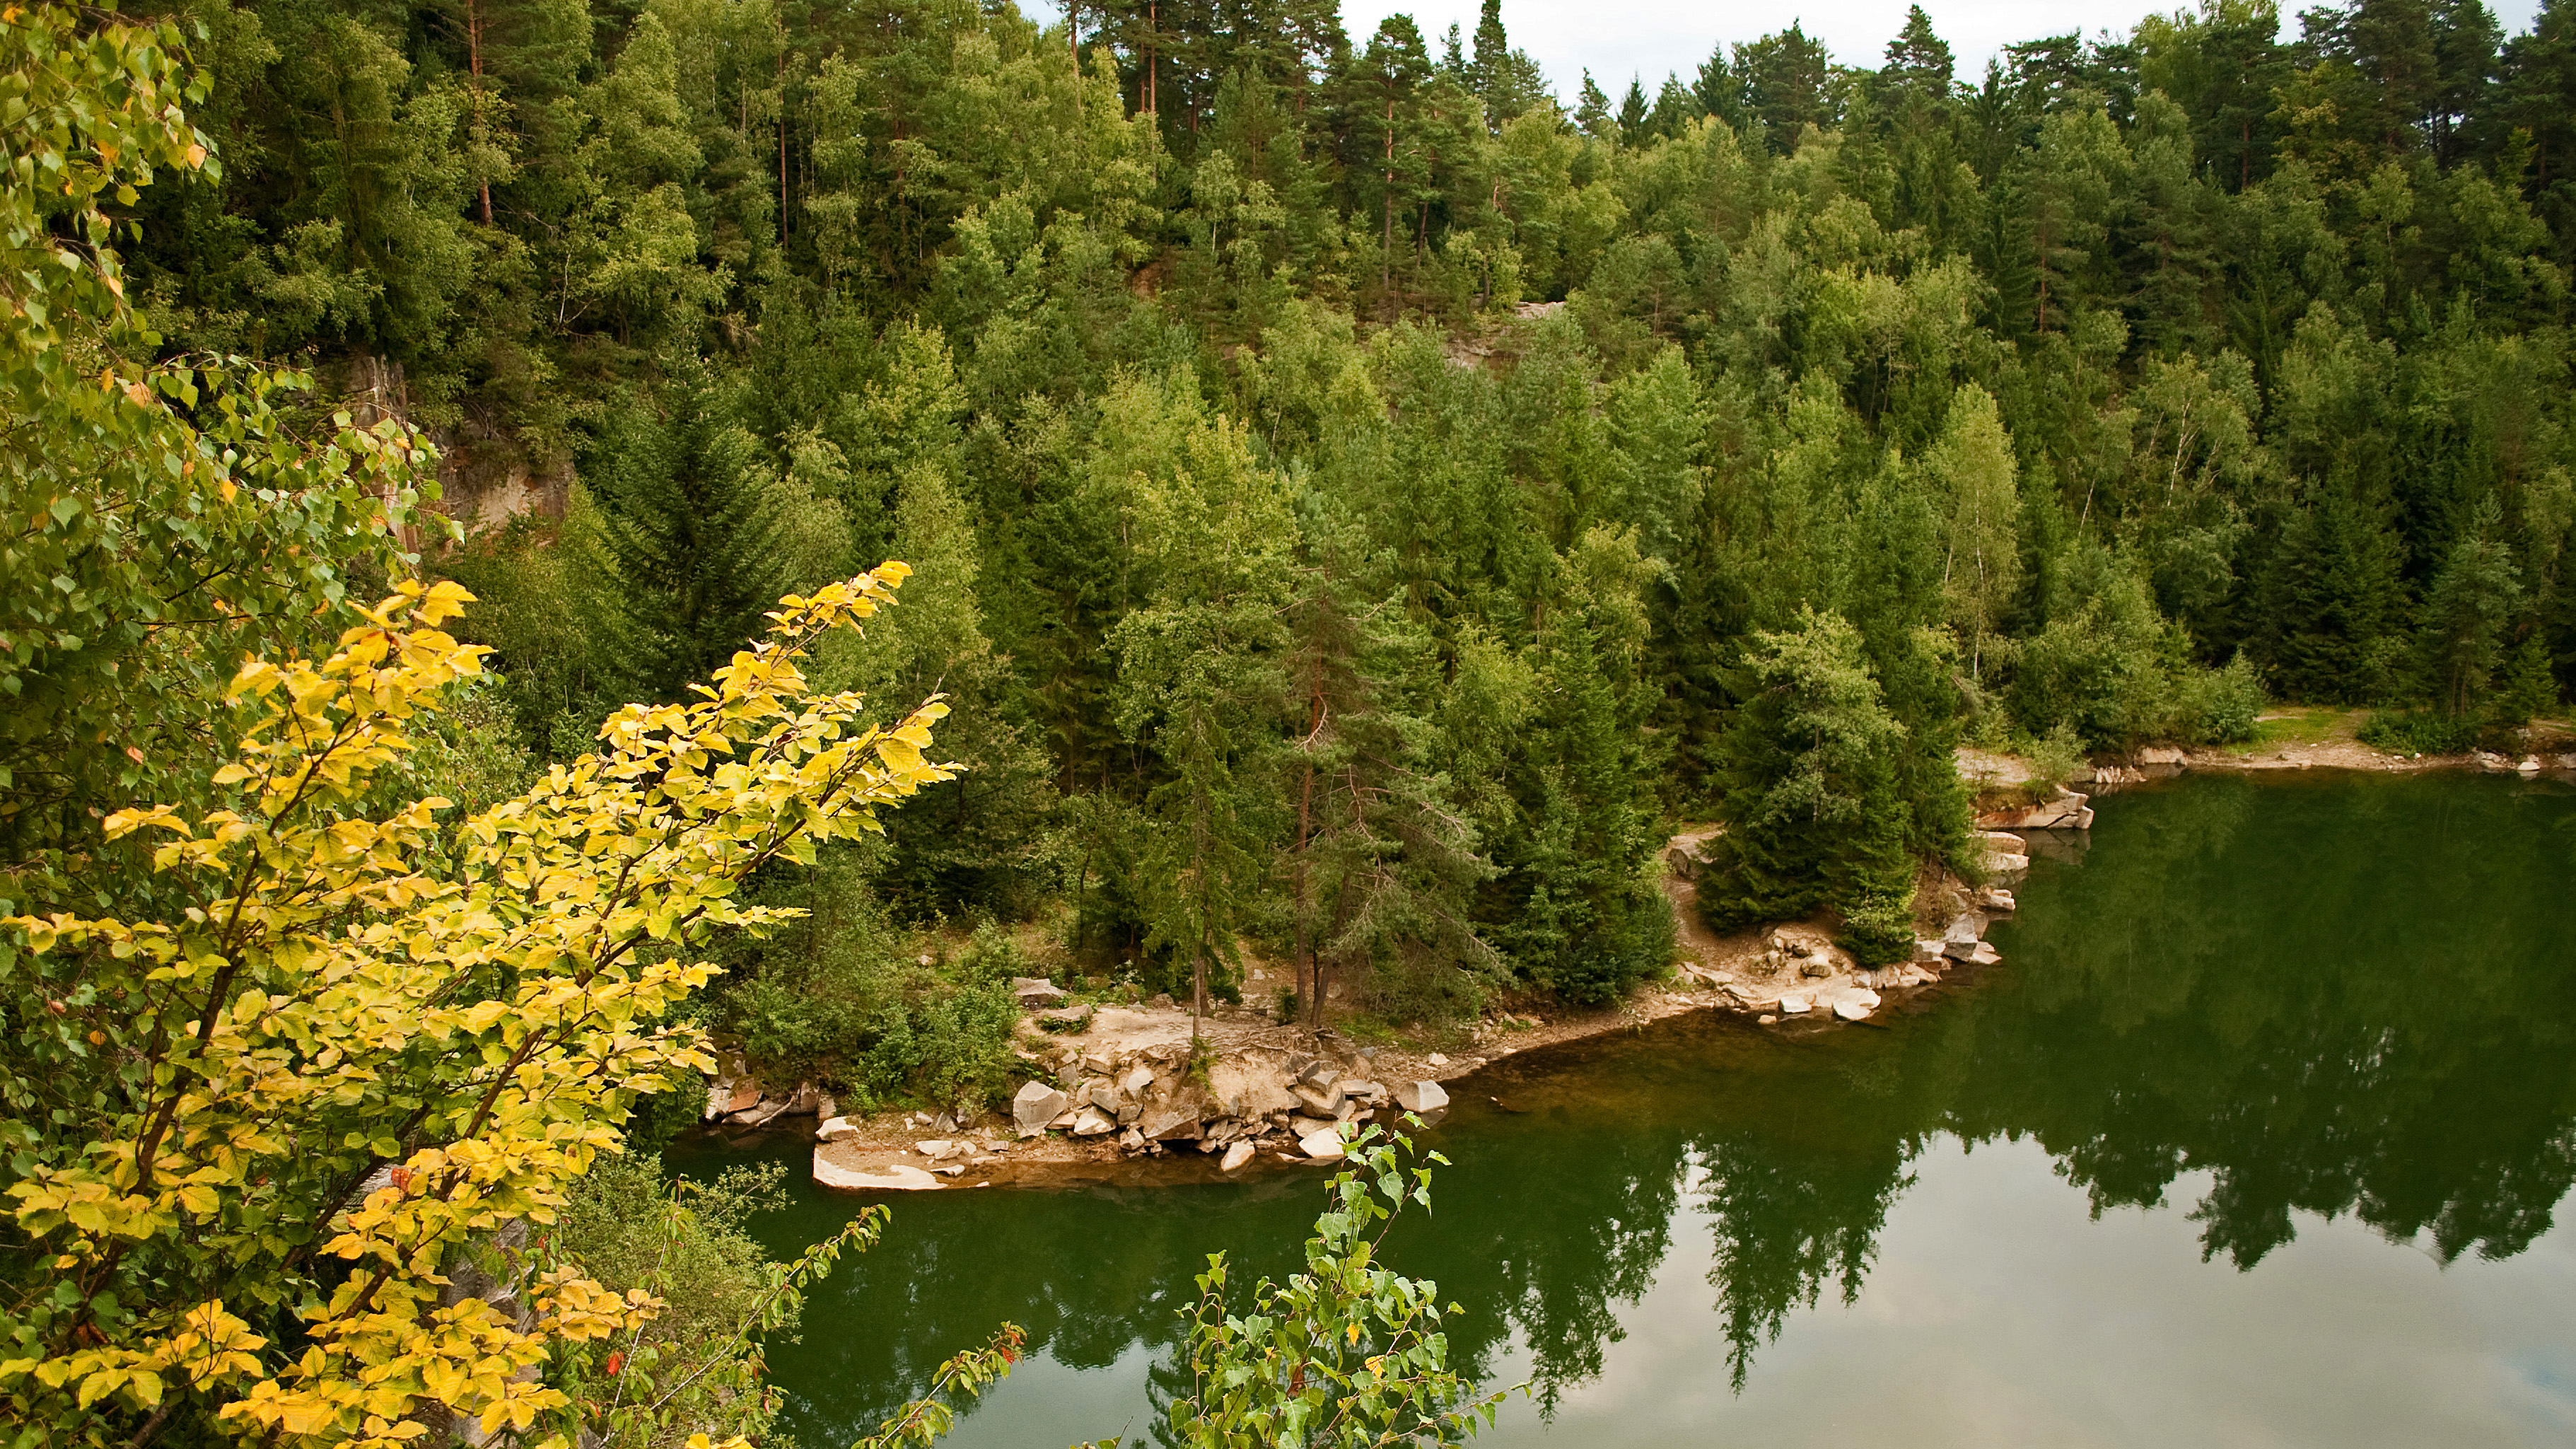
(1499, 1138), (2576, 1447)
(897, 1138), (2575, 1447)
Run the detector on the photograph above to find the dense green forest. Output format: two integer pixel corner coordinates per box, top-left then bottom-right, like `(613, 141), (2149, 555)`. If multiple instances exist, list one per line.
(6, 1), (2576, 1443)
(37, 0), (2576, 1081)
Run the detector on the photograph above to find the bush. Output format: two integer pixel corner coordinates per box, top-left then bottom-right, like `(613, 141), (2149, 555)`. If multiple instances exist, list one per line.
(2176, 652), (2266, 745)
(2357, 709), (2485, 755)
(1833, 880), (1918, 966)
(713, 857), (1022, 1112)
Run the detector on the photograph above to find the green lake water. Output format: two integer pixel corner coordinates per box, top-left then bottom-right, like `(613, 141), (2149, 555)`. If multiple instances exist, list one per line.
(671, 770), (2576, 1447)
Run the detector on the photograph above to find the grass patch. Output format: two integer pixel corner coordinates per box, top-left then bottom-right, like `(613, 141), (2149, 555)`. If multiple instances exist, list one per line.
(2229, 707), (2355, 753)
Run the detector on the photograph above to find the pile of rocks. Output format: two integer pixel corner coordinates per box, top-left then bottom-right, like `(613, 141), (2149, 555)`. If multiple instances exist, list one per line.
(1978, 830), (2031, 878)
(1002, 1042), (1451, 1172)
(701, 1064), (832, 1128)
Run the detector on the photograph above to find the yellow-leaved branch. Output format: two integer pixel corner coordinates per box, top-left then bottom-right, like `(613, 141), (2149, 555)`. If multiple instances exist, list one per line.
(1, 563), (951, 1448)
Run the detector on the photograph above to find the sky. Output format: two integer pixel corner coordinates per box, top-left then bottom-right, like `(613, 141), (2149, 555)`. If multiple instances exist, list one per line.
(1022, 1), (2552, 102)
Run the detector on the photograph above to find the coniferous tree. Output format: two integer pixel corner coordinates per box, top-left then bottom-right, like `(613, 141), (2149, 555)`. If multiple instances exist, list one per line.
(2267, 484), (2408, 702)
(582, 358), (810, 704)
(1701, 609), (1918, 963)
(2415, 499), (2523, 716)
(1575, 70), (1613, 139)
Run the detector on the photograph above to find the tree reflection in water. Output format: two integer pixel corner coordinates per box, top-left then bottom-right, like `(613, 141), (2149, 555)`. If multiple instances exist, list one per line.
(722, 772), (2576, 1441)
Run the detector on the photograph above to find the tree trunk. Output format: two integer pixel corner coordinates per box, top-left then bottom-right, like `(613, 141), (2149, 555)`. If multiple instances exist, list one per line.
(467, 0), (492, 226)
(1382, 91), (1397, 298)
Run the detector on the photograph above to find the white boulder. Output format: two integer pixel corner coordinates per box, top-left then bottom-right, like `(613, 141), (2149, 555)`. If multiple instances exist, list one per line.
(1013, 1081), (1068, 1136)
(1298, 1126), (1348, 1162)
(1392, 1080), (1450, 1113)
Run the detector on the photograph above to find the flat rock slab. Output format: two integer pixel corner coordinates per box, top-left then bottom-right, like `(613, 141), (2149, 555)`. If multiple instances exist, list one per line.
(1220, 1141), (1254, 1172)
(1298, 1127), (1348, 1162)
(1829, 987), (1883, 1021)
(814, 1144), (943, 1192)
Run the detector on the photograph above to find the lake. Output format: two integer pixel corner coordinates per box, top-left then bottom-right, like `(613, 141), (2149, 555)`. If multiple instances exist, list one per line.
(672, 769), (2576, 1447)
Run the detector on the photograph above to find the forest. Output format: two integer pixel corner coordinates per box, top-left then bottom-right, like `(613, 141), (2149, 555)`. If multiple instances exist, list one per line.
(30, 0), (2576, 1093)
(3, 0), (2575, 1438)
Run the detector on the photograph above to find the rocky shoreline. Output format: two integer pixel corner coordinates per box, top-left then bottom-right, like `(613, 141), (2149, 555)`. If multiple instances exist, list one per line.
(699, 732), (2573, 1193)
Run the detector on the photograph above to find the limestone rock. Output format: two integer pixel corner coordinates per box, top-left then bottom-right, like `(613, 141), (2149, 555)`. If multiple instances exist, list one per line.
(1013, 1081), (1068, 1136)
(813, 1145), (941, 1192)
(1831, 989), (1881, 1022)
(1778, 994), (1811, 1014)
(1298, 1126), (1348, 1161)
(815, 1115), (860, 1143)
(1220, 1141), (1254, 1172)
(1292, 1082), (1345, 1117)
(1071, 1107), (1117, 1137)
(1393, 1080), (1450, 1113)
(1085, 1081), (1120, 1115)
(1138, 1102), (1204, 1141)
(1011, 977), (1068, 1009)
(914, 1139), (956, 1158)
(1978, 789), (2092, 830)
(1942, 916), (1985, 961)
(2136, 746), (2186, 767)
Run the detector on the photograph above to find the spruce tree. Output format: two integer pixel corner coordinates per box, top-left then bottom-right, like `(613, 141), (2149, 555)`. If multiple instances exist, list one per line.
(581, 357), (798, 704)
(1701, 609), (1918, 963)
(2415, 500), (2523, 718)
(2268, 484), (2408, 702)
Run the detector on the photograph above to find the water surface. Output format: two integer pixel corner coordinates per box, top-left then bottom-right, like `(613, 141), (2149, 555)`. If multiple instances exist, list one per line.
(676, 770), (2576, 1447)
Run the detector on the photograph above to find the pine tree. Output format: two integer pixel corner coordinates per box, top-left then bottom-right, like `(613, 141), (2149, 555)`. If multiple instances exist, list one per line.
(1736, 24), (1836, 151)
(1467, 0), (1549, 123)
(1487, 530), (1672, 1003)
(1109, 380), (1297, 1027)
(1279, 504), (1493, 1028)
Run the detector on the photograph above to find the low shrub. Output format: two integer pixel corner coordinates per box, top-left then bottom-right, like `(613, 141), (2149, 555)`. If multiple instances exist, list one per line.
(2357, 709), (2486, 755)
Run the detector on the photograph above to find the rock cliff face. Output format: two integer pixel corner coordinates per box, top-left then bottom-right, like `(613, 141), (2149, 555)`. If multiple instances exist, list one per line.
(1976, 786), (2094, 830)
